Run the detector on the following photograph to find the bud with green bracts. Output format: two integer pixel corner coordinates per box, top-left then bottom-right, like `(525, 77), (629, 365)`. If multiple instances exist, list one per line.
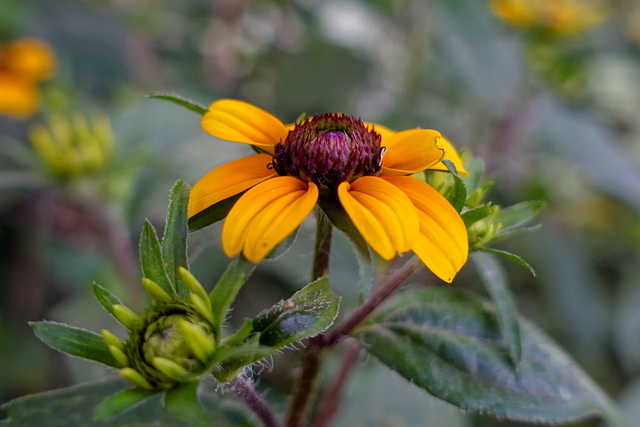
(104, 269), (217, 389)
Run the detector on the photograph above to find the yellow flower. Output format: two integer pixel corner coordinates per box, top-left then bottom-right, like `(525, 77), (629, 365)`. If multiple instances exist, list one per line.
(189, 100), (469, 282)
(489, 0), (609, 37)
(0, 38), (56, 118)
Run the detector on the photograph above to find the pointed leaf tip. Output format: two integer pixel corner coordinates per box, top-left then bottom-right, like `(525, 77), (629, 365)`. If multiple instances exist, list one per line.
(148, 93), (208, 116)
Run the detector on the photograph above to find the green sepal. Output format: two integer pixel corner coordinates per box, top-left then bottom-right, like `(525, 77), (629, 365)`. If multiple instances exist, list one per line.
(165, 381), (211, 427)
(252, 277), (340, 349)
(30, 321), (119, 368)
(140, 219), (176, 297)
(441, 159), (467, 212)
(92, 282), (122, 317)
(479, 247), (537, 276)
(94, 387), (160, 421)
(354, 288), (626, 426)
(209, 256), (257, 342)
(188, 193), (243, 232)
(210, 339), (275, 383)
(319, 198), (374, 301)
(162, 180), (191, 298)
(471, 251), (522, 367)
(493, 200), (545, 239)
(148, 93), (208, 116)
(224, 318), (255, 347)
(461, 203), (494, 228)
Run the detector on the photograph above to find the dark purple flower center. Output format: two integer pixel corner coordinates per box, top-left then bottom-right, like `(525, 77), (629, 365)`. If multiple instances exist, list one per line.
(271, 114), (385, 189)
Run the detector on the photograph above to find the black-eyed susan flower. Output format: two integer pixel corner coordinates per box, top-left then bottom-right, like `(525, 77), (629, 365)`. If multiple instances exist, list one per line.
(489, 0), (609, 37)
(0, 38), (56, 118)
(189, 100), (469, 283)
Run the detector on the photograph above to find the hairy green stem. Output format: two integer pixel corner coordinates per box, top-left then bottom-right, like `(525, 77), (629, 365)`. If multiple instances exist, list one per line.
(230, 377), (283, 427)
(286, 210), (334, 426)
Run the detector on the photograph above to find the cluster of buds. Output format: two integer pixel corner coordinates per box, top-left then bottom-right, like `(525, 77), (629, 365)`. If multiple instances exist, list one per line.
(102, 268), (217, 389)
(29, 112), (113, 182)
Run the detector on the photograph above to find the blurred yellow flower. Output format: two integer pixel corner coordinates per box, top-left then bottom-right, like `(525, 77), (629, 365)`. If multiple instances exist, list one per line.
(189, 99), (469, 282)
(0, 38), (56, 118)
(489, 0), (609, 37)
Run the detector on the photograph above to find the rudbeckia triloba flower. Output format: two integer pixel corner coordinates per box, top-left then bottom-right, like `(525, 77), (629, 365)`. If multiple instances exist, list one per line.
(189, 99), (469, 282)
(0, 38), (56, 118)
(489, 0), (609, 37)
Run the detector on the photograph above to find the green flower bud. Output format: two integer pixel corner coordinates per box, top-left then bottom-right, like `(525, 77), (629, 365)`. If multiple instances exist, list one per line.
(178, 267), (209, 303)
(120, 300), (217, 389)
(112, 305), (140, 330)
(467, 205), (502, 249)
(101, 329), (125, 350)
(120, 367), (153, 389)
(108, 344), (129, 368)
(141, 277), (172, 303)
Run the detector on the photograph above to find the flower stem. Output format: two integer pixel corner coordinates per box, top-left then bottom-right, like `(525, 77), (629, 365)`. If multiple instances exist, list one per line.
(286, 337), (323, 427)
(323, 256), (422, 347)
(310, 340), (361, 427)
(230, 377), (283, 427)
(286, 210), (334, 426)
(312, 209), (332, 280)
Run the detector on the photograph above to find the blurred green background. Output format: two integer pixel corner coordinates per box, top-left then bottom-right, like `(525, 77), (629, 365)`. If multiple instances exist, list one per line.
(2, 0), (640, 425)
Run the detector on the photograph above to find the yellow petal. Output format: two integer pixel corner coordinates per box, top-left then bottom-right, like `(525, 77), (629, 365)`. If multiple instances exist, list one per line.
(338, 177), (419, 259)
(429, 136), (469, 177)
(188, 154), (276, 218)
(383, 176), (468, 283)
(364, 122), (394, 138)
(381, 129), (445, 176)
(222, 177), (318, 262)
(201, 99), (288, 151)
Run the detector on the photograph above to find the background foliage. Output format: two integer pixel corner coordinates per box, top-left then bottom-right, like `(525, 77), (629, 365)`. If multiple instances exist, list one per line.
(2, 0), (640, 425)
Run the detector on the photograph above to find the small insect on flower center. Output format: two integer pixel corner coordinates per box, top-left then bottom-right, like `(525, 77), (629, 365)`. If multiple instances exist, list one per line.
(271, 114), (385, 189)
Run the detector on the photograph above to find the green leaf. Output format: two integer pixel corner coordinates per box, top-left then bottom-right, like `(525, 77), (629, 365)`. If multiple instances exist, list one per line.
(494, 200), (545, 236)
(163, 180), (191, 298)
(471, 251), (522, 366)
(441, 159), (467, 212)
(461, 203), (494, 228)
(253, 277), (340, 349)
(354, 288), (627, 426)
(92, 282), (122, 317)
(479, 247), (536, 276)
(319, 198), (375, 301)
(188, 193), (243, 232)
(209, 256), (257, 341)
(140, 219), (176, 297)
(0, 376), (258, 426)
(148, 93), (208, 116)
(165, 381), (210, 427)
(30, 321), (119, 368)
(94, 387), (160, 421)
